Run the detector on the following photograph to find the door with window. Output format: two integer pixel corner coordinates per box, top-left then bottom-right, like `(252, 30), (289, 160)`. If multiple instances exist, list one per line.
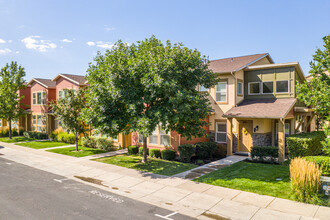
(240, 121), (253, 152)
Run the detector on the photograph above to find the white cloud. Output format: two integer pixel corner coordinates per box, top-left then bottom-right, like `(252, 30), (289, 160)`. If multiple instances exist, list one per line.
(61, 39), (72, 43)
(87, 41), (96, 46)
(0, 38), (5, 43)
(21, 36), (57, 52)
(104, 27), (115, 32)
(0, 48), (11, 54)
(8, 40), (12, 43)
(15, 51), (19, 54)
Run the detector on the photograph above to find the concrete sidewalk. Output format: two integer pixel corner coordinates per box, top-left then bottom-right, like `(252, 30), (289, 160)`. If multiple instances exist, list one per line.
(0, 142), (329, 220)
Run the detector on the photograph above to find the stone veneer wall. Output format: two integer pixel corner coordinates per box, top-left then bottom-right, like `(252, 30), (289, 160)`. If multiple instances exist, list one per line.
(233, 133), (238, 152)
(251, 133), (272, 146)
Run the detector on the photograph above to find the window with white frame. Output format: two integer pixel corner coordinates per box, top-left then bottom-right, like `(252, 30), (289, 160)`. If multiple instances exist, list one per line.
(248, 82), (260, 94)
(149, 125), (159, 145)
(32, 115), (46, 132)
(33, 92), (47, 105)
(11, 120), (19, 129)
(216, 81), (227, 102)
(276, 80), (289, 93)
(58, 89), (76, 100)
(216, 122), (227, 143)
(160, 126), (170, 146)
(139, 124), (171, 145)
(262, 81), (274, 94)
(237, 81), (243, 95)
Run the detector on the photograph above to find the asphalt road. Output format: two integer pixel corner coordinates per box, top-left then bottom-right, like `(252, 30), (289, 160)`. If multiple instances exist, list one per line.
(0, 157), (195, 220)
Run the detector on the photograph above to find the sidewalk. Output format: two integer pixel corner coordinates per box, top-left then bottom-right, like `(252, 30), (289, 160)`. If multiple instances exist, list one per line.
(0, 142), (329, 220)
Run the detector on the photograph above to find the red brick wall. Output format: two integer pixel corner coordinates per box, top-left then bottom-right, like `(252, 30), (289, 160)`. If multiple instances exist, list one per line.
(55, 77), (80, 99)
(19, 86), (31, 109)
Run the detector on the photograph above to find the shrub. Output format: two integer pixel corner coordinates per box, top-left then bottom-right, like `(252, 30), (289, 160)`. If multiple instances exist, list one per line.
(18, 127), (24, 136)
(128, 145), (139, 155)
(290, 157), (321, 203)
(287, 131), (326, 159)
(50, 128), (64, 141)
(303, 156), (330, 176)
(23, 131), (48, 139)
(12, 129), (18, 136)
(139, 147), (149, 156)
(0, 128), (9, 137)
(149, 149), (161, 158)
(178, 144), (196, 162)
(81, 136), (97, 148)
(161, 149), (176, 161)
(63, 133), (76, 144)
(96, 137), (115, 151)
(213, 143), (227, 158)
(195, 142), (217, 159)
(251, 146), (279, 163)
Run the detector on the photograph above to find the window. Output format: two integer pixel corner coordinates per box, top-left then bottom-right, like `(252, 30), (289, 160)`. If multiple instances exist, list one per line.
(160, 126), (170, 146)
(216, 81), (227, 103)
(111, 135), (118, 141)
(138, 133), (144, 143)
(139, 124), (171, 146)
(149, 125), (159, 145)
(33, 92), (47, 105)
(59, 91), (63, 100)
(262, 81), (274, 94)
(248, 82), (260, 94)
(276, 80), (289, 93)
(198, 85), (208, 92)
(216, 122), (227, 143)
(11, 120), (19, 129)
(32, 115), (46, 132)
(237, 81), (243, 95)
(59, 89), (77, 100)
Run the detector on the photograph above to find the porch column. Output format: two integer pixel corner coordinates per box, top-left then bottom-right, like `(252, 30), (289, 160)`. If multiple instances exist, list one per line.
(237, 120), (241, 152)
(227, 118), (233, 156)
(278, 120), (285, 162)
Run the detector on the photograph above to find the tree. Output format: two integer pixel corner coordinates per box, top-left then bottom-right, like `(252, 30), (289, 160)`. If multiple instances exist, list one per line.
(0, 62), (26, 139)
(296, 35), (330, 153)
(83, 36), (218, 163)
(50, 89), (86, 151)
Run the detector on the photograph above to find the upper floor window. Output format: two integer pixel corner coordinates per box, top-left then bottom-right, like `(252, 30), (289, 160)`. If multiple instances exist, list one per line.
(248, 82), (260, 95)
(216, 122), (227, 143)
(216, 81), (227, 103)
(198, 85), (208, 92)
(59, 89), (76, 100)
(262, 81), (274, 94)
(237, 81), (243, 95)
(33, 92), (46, 105)
(276, 80), (289, 93)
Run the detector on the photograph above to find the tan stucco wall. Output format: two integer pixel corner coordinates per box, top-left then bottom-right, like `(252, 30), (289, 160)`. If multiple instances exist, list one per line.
(250, 57), (272, 66)
(252, 119), (272, 133)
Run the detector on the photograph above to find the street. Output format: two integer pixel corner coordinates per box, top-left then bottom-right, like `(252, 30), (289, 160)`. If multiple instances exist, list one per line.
(0, 157), (194, 220)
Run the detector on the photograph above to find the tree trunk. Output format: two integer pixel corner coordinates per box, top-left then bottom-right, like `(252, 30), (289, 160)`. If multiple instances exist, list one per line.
(8, 117), (12, 139)
(75, 131), (79, 151)
(142, 136), (148, 163)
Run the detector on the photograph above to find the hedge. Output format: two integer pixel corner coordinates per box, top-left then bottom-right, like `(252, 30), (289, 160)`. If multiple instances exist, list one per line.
(138, 147), (149, 156)
(0, 127), (24, 137)
(149, 149), (161, 158)
(23, 131), (48, 139)
(178, 144), (196, 162)
(251, 146), (279, 162)
(161, 149), (176, 161)
(195, 142), (217, 159)
(82, 136), (115, 151)
(287, 131), (326, 159)
(128, 145), (139, 155)
(81, 136), (97, 148)
(303, 156), (330, 177)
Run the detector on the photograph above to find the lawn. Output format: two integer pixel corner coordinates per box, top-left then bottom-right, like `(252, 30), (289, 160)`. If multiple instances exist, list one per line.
(95, 155), (198, 176)
(0, 136), (36, 143)
(194, 161), (292, 199)
(17, 141), (69, 149)
(47, 146), (107, 157)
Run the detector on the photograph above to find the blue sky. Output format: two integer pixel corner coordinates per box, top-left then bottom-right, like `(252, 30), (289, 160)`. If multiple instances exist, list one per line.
(0, 0), (329, 80)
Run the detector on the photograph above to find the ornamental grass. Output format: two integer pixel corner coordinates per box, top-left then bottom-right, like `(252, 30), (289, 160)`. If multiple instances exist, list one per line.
(290, 157), (322, 203)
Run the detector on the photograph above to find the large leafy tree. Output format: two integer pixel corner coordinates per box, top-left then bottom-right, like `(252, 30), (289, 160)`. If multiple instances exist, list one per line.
(296, 35), (330, 153)
(0, 62), (26, 139)
(50, 89), (86, 151)
(83, 36), (218, 163)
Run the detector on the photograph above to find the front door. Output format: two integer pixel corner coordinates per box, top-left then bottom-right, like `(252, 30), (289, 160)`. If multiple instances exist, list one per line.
(240, 121), (253, 152)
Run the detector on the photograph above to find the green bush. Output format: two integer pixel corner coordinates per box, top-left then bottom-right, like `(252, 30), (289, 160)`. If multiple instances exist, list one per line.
(57, 132), (66, 142)
(287, 131), (326, 159)
(213, 143), (227, 158)
(161, 149), (176, 160)
(0, 128), (9, 137)
(178, 144), (196, 162)
(23, 131), (48, 139)
(303, 156), (330, 176)
(138, 147), (149, 156)
(63, 133), (76, 144)
(195, 142), (217, 159)
(251, 146), (279, 162)
(81, 136), (97, 148)
(128, 145), (139, 155)
(96, 137), (115, 151)
(149, 149), (161, 158)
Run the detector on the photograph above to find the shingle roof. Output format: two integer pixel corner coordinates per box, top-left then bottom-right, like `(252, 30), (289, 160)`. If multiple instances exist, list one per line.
(29, 78), (56, 88)
(223, 98), (297, 119)
(60, 73), (86, 85)
(208, 53), (271, 73)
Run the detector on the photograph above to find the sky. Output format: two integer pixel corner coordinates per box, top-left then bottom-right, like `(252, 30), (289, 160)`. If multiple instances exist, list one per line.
(0, 0), (329, 81)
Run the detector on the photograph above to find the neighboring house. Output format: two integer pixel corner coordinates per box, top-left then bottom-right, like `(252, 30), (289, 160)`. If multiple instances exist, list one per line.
(27, 78), (56, 135)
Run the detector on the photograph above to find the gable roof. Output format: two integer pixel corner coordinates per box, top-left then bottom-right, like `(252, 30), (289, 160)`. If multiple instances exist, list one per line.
(52, 73), (86, 85)
(27, 78), (56, 89)
(208, 53), (273, 74)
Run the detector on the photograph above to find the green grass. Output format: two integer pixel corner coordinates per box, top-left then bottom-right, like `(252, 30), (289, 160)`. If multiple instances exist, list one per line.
(194, 161), (292, 199)
(0, 136), (36, 143)
(94, 155), (198, 176)
(47, 146), (107, 157)
(17, 141), (69, 149)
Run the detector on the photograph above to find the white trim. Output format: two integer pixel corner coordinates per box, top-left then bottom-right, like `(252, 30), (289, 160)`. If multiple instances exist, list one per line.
(261, 81), (274, 94)
(236, 53), (273, 72)
(52, 74), (81, 85)
(237, 81), (243, 95)
(216, 81), (227, 102)
(248, 82), (261, 95)
(27, 79), (55, 89)
(215, 122), (227, 143)
(275, 80), (289, 94)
